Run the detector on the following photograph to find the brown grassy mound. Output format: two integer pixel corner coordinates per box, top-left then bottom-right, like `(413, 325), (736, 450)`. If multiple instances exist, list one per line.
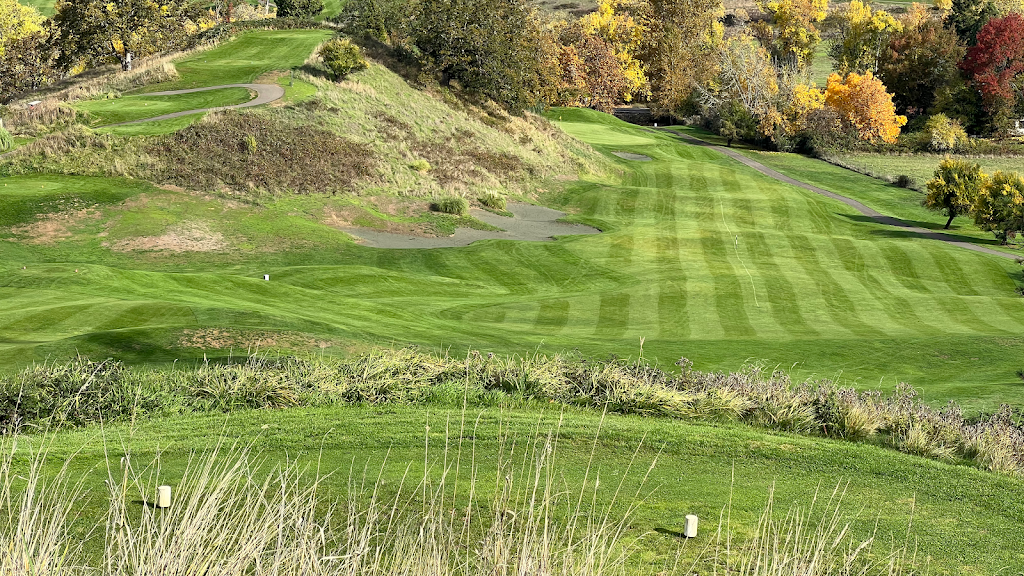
(150, 111), (378, 195)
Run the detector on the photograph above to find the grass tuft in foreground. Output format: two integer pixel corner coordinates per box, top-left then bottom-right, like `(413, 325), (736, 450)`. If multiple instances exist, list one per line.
(1, 423), (922, 576)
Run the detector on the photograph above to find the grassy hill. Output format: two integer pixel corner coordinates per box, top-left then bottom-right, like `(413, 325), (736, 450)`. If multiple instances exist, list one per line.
(18, 403), (1024, 575)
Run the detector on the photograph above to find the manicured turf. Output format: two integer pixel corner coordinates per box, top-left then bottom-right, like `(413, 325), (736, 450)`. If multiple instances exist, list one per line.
(18, 0), (53, 15)
(2, 111), (1024, 411)
(30, 404), (1024, 575)
(137, 29), (334, 93)
(76, 87), (253, 126)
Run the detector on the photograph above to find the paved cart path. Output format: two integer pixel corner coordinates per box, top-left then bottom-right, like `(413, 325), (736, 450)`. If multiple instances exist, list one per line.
(103, 83), (285, 126)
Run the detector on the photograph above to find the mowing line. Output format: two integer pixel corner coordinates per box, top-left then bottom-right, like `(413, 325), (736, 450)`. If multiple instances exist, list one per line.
(719, 198), (760, 309)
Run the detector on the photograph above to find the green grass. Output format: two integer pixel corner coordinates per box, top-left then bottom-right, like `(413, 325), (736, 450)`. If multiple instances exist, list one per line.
(3, 110), (1024, 411)
(75, 88), (253, 126)
(138, 29), (334, 93)
(18, 0), (53, 15)
(94, 112), (209, 136)
(27, 404), (1024, 575)
(831, 152), (1024, 191)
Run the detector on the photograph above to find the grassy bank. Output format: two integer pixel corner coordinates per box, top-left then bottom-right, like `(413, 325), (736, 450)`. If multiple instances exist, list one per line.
(7, 400), (1022, 575)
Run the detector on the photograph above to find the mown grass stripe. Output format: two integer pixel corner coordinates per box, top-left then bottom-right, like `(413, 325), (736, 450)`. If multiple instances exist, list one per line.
(596, 292), (630, 338)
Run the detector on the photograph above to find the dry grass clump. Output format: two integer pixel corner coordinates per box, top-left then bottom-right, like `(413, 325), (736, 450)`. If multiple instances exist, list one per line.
(150, 111), (378, 195)
(3, 349), (1023, 476)
(431, 195), (469, 215)
(0, 423), (656, 576)
(2, 100), (80, 137)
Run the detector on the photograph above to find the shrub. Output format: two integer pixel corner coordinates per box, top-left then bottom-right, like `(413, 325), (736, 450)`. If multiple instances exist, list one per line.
(318, 37), (368, 80)
(244, 134), (257, 154)
(895, 174), (914, 188)
(924, 113), (969, 152)
(0, 125), (12, 152)
(479, 192), (507, 210)
(409, 159), (431, 172)
(432, 195), (468, 215)
(276, 0), (324, 17)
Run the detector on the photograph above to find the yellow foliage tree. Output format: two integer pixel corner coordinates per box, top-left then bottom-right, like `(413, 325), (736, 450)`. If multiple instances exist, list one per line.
(782, 83), (826, 134)
(824, 71), (907, 143)
(991, 0), (1024, 14)
(579, 0), (649, 102)
(827, 0), (902, 73)
(753, 0), (828, 68)
(0, 0), (44, 57)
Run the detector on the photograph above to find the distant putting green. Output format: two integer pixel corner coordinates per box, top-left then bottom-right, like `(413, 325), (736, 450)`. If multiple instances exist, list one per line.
(2, 111), (1024, 411)
(138, 29), (334, 92)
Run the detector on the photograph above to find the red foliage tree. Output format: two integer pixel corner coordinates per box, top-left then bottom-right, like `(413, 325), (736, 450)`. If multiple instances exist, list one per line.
(961, 14), (1024, 129)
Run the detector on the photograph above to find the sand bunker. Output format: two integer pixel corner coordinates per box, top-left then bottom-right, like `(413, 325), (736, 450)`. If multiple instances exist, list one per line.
(612, 151), (652, 161)
(342, 203), (601, 249)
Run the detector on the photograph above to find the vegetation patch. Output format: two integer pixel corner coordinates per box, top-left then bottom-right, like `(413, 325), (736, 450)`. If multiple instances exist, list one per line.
(150, 111), (378, 195)
(107, 220), (229, 253)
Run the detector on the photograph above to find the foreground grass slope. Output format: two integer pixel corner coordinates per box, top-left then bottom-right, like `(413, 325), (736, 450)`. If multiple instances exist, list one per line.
(3, 101), (1024, 409)
(21, 404), (1024, 575)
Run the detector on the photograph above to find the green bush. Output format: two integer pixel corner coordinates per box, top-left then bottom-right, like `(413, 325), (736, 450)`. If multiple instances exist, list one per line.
(318, 38), (368, 80)
(895, 174), (914, 188)
(409, 159), (431, 172)
(432, 196), (468, 215)
(479, 192), (507, 210)
(0, 125), (13, 152)
(924, 113), (968, 152)
(276, 0), (324, 18)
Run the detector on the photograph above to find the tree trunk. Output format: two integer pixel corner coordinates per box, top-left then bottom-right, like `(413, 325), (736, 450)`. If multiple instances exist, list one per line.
(944, 214), (955, 229)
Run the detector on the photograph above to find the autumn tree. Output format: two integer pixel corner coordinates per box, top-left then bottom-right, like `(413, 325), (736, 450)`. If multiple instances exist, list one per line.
(752, 0), (829, 68)
(961, 14), (1024, 133)
(698, 36), (782, 138)
(973, 170), (1024, 242)
(876, 16), (965, 116)
(0, 0), (44, 57)
(51, 0), (206, 72)
(578, 0), (649, 102)
(824, 70), (907, 143)
(944, 0), (997, 46)
(925, 157), (986, 228)
(642, 0), (723, 113)
(553, 22), (630, 111)
(826, 0), (902, 74)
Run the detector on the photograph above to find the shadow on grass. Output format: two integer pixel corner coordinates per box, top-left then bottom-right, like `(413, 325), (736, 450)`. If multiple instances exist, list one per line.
(654, 527), (689, 539)
(837, 213), (1008, 246)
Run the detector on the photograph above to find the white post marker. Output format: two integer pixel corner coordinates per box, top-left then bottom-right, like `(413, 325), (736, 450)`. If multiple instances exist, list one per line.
(684, 514), (698, 538)
(264, 274), (270, 281)
(156, 485), (172, 509)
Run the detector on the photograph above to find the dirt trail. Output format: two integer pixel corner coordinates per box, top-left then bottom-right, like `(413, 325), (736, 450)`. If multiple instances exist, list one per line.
(665, 129), (1020, 261)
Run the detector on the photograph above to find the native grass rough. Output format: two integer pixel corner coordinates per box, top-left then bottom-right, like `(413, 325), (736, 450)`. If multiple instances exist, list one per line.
(2, 350), (1022, 476)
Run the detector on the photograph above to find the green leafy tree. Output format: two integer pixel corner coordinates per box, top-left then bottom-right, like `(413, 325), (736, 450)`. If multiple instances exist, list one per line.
(318, 38), (368, 80)
(51, 0), (204, 72)
(876, 18), (965, 117)
(0, 31), (57, 103)
(925, 157), (985, 228)
(717, 98), (757, 146)
(414, 0), (541, 110)
(973, 170), (1024, 242)
(944, 0), (997, 46)
(339, 0), (409, 44)
(276, 0), (325, 18)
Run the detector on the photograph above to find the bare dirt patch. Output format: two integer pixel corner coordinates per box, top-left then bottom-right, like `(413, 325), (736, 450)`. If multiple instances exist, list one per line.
(10, 208), (101, 244)
(110, 220), (229, 252)
(178, 328), (336, 350)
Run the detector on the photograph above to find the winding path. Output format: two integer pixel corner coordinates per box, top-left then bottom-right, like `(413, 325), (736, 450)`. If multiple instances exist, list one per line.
(663, 129), (1020, 261)
(103, 83), (285, 126)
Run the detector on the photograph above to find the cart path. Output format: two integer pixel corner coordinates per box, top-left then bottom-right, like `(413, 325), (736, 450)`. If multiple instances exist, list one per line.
(103, 83), (285, 126)
(663, 129), (1020, 261)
